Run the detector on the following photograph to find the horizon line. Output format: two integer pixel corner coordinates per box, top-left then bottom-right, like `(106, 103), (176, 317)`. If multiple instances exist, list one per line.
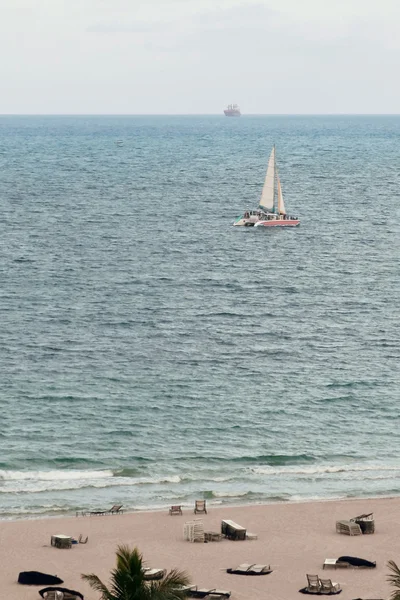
(0, 112), (400, 117)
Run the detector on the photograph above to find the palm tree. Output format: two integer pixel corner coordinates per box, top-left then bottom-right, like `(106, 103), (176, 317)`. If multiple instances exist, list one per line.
(387, 560), (400, 600)
(82, 544), (191, 600)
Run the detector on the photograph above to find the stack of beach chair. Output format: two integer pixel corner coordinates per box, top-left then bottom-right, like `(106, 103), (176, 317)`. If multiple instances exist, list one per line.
(335, 520), (362, 536)
(184, 519), (205, 543)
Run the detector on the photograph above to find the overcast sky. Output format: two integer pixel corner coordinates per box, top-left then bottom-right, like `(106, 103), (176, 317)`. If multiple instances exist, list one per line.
(1, 0), (399, 114)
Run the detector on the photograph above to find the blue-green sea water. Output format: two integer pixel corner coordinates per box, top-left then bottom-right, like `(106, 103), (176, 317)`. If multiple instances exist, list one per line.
(0, 115), (399, 520)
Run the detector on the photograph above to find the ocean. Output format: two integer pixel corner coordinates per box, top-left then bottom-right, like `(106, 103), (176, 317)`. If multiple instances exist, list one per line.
(0, 114), (399, 520)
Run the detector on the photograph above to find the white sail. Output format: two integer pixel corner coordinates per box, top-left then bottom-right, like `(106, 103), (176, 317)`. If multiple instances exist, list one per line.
(277, 176), (286, 215)
(259, 146), (275, 211)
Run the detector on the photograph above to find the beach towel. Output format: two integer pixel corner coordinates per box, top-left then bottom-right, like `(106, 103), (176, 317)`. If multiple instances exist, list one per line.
(337, 556), (376, 568)
(18, 572), (64, 585)
(39, 586), (84, 599)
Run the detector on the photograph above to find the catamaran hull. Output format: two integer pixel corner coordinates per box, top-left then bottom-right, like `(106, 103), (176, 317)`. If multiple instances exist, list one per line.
(233, 219), (257, 227)
(254, 219), (300, 227)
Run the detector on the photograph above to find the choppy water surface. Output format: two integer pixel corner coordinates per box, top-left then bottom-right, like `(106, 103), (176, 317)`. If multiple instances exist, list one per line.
(0, 115), (399, 519)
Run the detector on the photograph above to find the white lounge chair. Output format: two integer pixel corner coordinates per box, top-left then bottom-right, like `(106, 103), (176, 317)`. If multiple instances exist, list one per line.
(306, 574), (321, 593)
(323, 558), (350, 569)
(143, 568), (166, 580)
(319, 578), (341, 594)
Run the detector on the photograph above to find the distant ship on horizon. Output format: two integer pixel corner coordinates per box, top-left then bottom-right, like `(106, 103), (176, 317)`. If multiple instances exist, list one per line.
(224, 103), (241, 117)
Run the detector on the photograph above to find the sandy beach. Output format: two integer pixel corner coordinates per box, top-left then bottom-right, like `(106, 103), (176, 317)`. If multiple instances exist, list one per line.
(1, 497), (399, 600)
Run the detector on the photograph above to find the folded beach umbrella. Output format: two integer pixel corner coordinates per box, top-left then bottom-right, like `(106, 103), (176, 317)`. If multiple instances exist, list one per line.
(337, 556), (376, 568)
(18, 572), (64, 585)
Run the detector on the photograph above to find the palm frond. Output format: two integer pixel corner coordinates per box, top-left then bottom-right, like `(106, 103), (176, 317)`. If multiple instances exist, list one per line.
(83, 545), (190, 600)
(109, 566), (145, 600)
(116, 544), (143, 574)
(387, 561), (400, 600)
(81, 573), (115, 600)
(148, 569), (191, 600)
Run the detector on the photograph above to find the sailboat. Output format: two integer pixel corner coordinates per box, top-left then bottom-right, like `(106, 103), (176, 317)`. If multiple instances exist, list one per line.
(233, 146), (300, 227)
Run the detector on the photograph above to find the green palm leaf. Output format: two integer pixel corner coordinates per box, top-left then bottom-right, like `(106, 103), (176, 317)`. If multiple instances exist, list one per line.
(82, 545), (191, 600)
(387, 561), (400, 600)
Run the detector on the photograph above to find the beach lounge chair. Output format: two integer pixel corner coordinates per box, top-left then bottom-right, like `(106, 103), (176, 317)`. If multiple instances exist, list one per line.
(319, 578), (342, 594)
(169, 505), (183, 515)
(90, 504), (123, 516)
(42, 593), (64, 600)
(173, 585), (197, 594)
(194, 500), (207, 514)
(143, 568), (166, 580)
(306, 574), (321, 593)
(39, 587), (84, 600)
(188, 588), (217, 598)
(350, 512), (375, 534)
(78, 534), (88, 544)
(227, 563), (272, 575)
(323, 559), (350, 570)
(188, 587), (231, 598)
(209, 591), (231, 598)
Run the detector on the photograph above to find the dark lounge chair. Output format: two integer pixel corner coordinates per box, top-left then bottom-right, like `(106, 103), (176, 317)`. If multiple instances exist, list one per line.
(194, 500), (207, 514)
(169, 505), (183, 515)
(18, 572), (64, 585)
(39, 587), (84, 599)
(227, 563), (272, 575)
(89, 504), (123, 516)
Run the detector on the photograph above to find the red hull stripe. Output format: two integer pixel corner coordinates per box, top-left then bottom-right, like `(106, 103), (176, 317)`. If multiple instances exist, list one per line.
(256, 220), (300, 227)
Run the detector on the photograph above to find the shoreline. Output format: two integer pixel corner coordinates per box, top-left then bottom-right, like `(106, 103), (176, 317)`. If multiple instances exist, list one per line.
(3, 491), (400, 523)
(1, 495), (398, 599)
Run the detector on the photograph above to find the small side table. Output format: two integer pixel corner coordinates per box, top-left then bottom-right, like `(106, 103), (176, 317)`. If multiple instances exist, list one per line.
(51, 534), (72, 549)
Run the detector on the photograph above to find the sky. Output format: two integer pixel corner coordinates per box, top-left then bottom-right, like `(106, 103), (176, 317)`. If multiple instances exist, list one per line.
(0, 0), (399, 114)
